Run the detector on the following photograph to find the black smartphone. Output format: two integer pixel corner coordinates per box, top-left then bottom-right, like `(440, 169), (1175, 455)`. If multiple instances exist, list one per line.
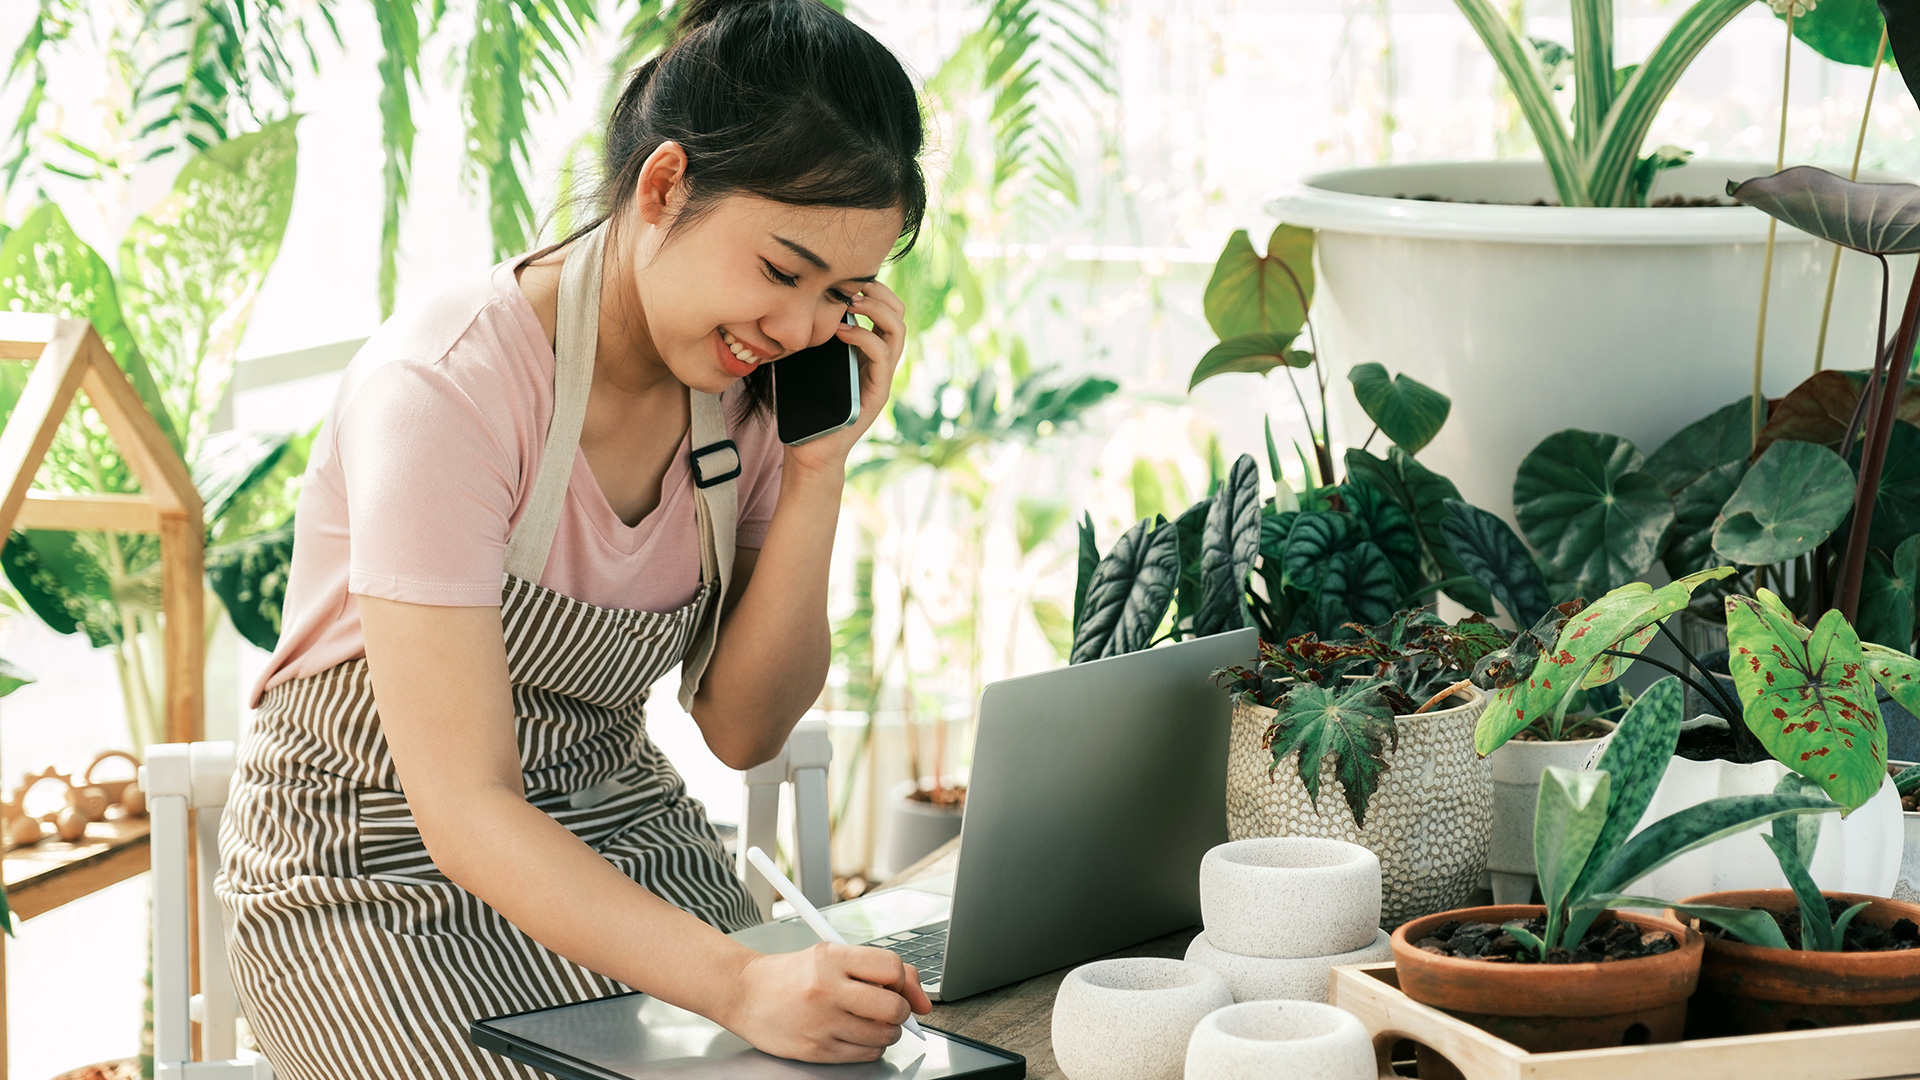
(772, 312), (861, 446)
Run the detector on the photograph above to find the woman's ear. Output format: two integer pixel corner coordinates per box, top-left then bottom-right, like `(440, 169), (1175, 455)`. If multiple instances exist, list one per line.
(634, 141), (690, 227)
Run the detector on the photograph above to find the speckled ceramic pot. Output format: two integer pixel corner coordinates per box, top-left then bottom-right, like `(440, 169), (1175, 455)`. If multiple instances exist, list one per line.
(1185, 927), (1393, 1003)
(1227, 687), (1491, 925)
(1183, 1000), (1376, 1080)
(1199, 837), (1380, 958)
(1050, 957), (1232, 1080)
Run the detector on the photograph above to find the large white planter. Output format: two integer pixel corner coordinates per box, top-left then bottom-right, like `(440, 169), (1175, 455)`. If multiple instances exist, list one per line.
(1486, 728), (1613, 905)
(1227, 688), (1491, 925)
(1267, 160), (1914, 517)
(1601, 745), (1904, 900)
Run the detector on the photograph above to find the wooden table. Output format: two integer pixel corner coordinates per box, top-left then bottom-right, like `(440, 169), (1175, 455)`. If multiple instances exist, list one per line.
(888, 838), (1200, 1079)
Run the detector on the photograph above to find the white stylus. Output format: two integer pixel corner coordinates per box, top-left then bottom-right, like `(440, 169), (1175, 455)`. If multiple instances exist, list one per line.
(745, 845), (927, 1040)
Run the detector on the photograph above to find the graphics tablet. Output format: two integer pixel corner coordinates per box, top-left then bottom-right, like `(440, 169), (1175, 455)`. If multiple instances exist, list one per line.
(471, 992), (1024, 1079)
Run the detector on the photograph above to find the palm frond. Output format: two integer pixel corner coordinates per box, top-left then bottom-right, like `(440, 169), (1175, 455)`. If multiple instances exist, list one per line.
(975, 0), (1117, 215)
(369, 0), (424, 316)
(130, 0), (332, 161)
(1, 0), (78, 200)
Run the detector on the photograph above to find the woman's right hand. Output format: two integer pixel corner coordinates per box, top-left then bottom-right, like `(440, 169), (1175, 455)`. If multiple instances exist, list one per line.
(725, 943), (932, 1062)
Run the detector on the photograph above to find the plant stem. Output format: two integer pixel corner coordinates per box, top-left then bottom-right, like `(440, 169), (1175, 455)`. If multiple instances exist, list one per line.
(1750, 10), (1795, 447)
(1598, 647), (1738, 725)
(1657, 619), (1745, 723)
(1839, 262), (1920, 619)
(1812, 28), (1888, 373)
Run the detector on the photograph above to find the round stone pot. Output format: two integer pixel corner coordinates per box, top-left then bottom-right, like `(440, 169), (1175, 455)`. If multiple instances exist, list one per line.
(1227, 687), (1490, 925)
(1486, 723), (1613, 905)
(1389, 903), (1703, 1078)
(1183, 1000), (1376, 1080)
(1675, 889), (1920, 1036)
(1050, 957), (1231, 1080)
(1184, 927), (1392, 1004)
(1198, 837), (1380, 958)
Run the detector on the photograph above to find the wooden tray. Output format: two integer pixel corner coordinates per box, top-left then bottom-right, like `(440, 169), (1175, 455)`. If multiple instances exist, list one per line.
(1330, 962), (1920, 1080)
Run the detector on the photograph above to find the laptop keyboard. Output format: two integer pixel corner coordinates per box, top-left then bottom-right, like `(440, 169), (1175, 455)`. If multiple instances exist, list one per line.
(867, 921), (950, 983)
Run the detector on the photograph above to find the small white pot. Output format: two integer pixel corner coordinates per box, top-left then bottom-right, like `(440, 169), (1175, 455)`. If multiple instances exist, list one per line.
(1893, 760), (1920, 905)
(1183, 1000), (1376, 1080)
(1199, 837), (1380, 958)
(1593, 731), (1903, 899)
(1051, 958), (1231, 1080)
(1486, 728), (1612, 905)
(872, 778), (963, 881)
(1184, 928), (1392, 1004)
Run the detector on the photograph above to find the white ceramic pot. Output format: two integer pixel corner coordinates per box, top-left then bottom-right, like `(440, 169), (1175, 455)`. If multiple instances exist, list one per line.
(1894, 760), (1920, 905)
(1183, 1000), (1376, 1080)
(1051, 958), (1232, 1080)
(872, 778), (963, 881)
(1595, 737), (1903, 900)
(1199, 838), (1380, 958)
(1227, 688), (1491, 925)
(1486, 727), (1613, 905)
(1266, 160), (1914, 518)
(1184, 928), (1392, 1004)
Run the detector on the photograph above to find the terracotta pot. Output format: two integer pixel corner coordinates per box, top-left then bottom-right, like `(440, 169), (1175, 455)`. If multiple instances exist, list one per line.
(1389, 904), (1703, 1079)
(1675, 889), (1920, 1036)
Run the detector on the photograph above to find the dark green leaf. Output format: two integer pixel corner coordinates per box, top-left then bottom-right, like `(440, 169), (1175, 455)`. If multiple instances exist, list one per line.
(1756, 370), (1920, 455)
(1, 530), (117, 648)
(1664, 460), (1749, 578)
(1858, 534), (1919, 649)
(1895, 761), (1920, 795)
(1762, 832), (1840, 951)
(1852, 422), (1920, 550)
(1070, 517), (1180, 662)
(1514, 429), (1675, 594)
(1282, 511), (1367, 592)
(1202, 225), (1313, 341)
(1782, 0), (1887, 68)
(1535, 766), (1610, 919)
(1340, 478), (1422, 594)
(1072, 512), (1097, 636)
(1188, 332), (1302, 391)
(1196, 455), (1260, 637)
(1173, 498), (1212, 636)
(1345, 449), (1494, 614)
(1441, 499), (1552, 626)
(1267, 678), (1398, 826)
(1712, 439), (1855, 565)
(1646, 396), (1755, 493)
(1882, 0), (1920, 109)
(1348, 363), (1450, 454)
(1728, 166), (1920, 255)
(1313, 543), (1400, 632)
(1588, 791), (1840, 897)
(1569, 677), (1687, 900)
(1606, 896), (1789, 949)
(206, 523), (294, 652)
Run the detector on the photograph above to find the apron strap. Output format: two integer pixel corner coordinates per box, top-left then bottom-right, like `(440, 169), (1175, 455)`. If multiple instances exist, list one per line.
(503, 224), (604, 583)
(678, 388), (738, 710)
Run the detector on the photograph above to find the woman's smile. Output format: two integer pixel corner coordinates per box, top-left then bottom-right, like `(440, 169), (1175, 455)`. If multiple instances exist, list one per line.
(713, 328), (772, 378)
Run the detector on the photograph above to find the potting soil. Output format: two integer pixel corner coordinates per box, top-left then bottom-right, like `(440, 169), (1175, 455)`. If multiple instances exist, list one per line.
(1413, 916), (1679, 965)
(1698, 899), (1920, 953)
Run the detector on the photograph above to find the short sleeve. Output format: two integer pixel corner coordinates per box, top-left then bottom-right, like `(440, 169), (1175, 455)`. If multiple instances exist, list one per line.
(733, 411), (783, 548)
(337, 360), (521, 606)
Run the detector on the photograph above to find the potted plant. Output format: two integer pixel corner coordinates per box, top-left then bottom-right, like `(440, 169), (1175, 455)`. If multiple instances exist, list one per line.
(1476, 564), (1919, 897)
(1631, 774), (1920, 1034)
(1895, 762), (1920, 900)
(1212, 607), (1509, 924)
(1390, 675), (1840, 1071)
(1262, 0), (1903, 513)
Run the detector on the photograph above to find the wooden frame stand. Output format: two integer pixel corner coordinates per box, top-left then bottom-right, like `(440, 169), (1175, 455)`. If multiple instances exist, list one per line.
(1332, 963), (1920, 1080)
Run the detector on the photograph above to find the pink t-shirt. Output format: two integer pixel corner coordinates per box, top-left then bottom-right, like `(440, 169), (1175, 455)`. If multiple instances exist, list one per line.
(250, 257), (784, 705)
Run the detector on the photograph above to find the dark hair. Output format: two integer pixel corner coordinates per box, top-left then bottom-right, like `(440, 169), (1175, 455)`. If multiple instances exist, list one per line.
(558, 0), (927, 417)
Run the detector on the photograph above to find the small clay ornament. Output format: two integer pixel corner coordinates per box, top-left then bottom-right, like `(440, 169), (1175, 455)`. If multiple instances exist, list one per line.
(54, 806), (88, 842)
(68, 784), (108, 822)
(6, 807), (41, 848)
(120, 781), (146, 818)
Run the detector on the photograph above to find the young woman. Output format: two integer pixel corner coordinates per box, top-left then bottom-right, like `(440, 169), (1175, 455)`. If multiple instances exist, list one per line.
(215, 2), (931, 1074)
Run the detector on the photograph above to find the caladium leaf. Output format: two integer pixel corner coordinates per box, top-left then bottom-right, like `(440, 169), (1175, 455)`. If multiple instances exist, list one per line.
(1346, 450), (1494, 613)
(1442, 499), (1553, 627)
(1196, 455), (1261, 637)
(1586, 791), (1840, 897)
(1755, 370), (1920, 455)
(1070, 517), (1181, 662)
(1568, 677), (1687, 899)
(1727, 599), (1887, 811)
(1203, 224), (1313, 341)
(1712, 439), (1855, 566)
(1348, 363), (1451, 454)
(1514, 429), (1676, 595)
(1863, 641), (1920, 718)
(1727, 166), (1920, 255)
(1858, 535), (1919, 651)
(1267, 677), (1399, 826)
(1646, 396), (1756, 493)
(1535, 766), (1611, 921)
(1188, 333), (1306, 390)
(1664, 460), (1748, 578)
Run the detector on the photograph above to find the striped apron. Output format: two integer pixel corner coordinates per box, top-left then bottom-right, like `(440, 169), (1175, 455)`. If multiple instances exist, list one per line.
(217, 222), (761, 1079)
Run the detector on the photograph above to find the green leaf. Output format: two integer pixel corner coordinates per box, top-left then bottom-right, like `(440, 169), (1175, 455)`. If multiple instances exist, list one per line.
(1762, 832), (1840, 951)
(1502, 920), (1549, 960)
(1015, 497), (1070, 557)
(0, 655), (35, 699)
(1665, 460), (1749, 578)
(1268, 678), (1398, 826)
(1031, 597), (1073, 661)
(1441, 499), (1552, 626)
(1779, 0), (1888, 68)
(1348, 363), (1451, 454)
(1312, 543), (1400, 632)
(1535, 766), (1611, 920)
(192, 430), (290, 527)
(1712, 440), (1855, 566)
(1862, 641), (1920, 724)
(1858, 535), (1919, 649)
(206, 523), (294, 652)
(1728, 600), (1888, 811)
(1605, 896), (1790, 949)
(1340, 478), (1422, 594)
(1070, 517), (1180, 663)
(1646, 396), (1756, 493)
(1196, 455), (1260, 637)
(1514, 430), (1676, 595)
(1728, 166), (1920, 255)
(1173, 498), (1212, 635)
(1587, 791), (1841, 897)
(1853, 423), (1920, 551)
(1202, 224), (1313, 342)
(1, 530), (117, 648)
(1568, 677), (1687, 899)
(1883, 0), (1920, 106)
(1346, 450), (1494, 614)
(1772, 771), (1827, 877)
(1188, 333), (1303, 391)
(1283, 511), (1368, 592)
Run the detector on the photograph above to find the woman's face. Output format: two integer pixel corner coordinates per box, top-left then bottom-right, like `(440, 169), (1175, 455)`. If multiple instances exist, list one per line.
(625, 152), (904, 395)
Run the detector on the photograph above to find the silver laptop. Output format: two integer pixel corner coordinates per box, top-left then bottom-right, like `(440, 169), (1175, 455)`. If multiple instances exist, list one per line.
(731, 627), (1256, 1001)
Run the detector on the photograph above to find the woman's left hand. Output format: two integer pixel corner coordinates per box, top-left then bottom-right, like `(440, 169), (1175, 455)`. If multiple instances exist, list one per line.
(782, 281), (905, 478)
